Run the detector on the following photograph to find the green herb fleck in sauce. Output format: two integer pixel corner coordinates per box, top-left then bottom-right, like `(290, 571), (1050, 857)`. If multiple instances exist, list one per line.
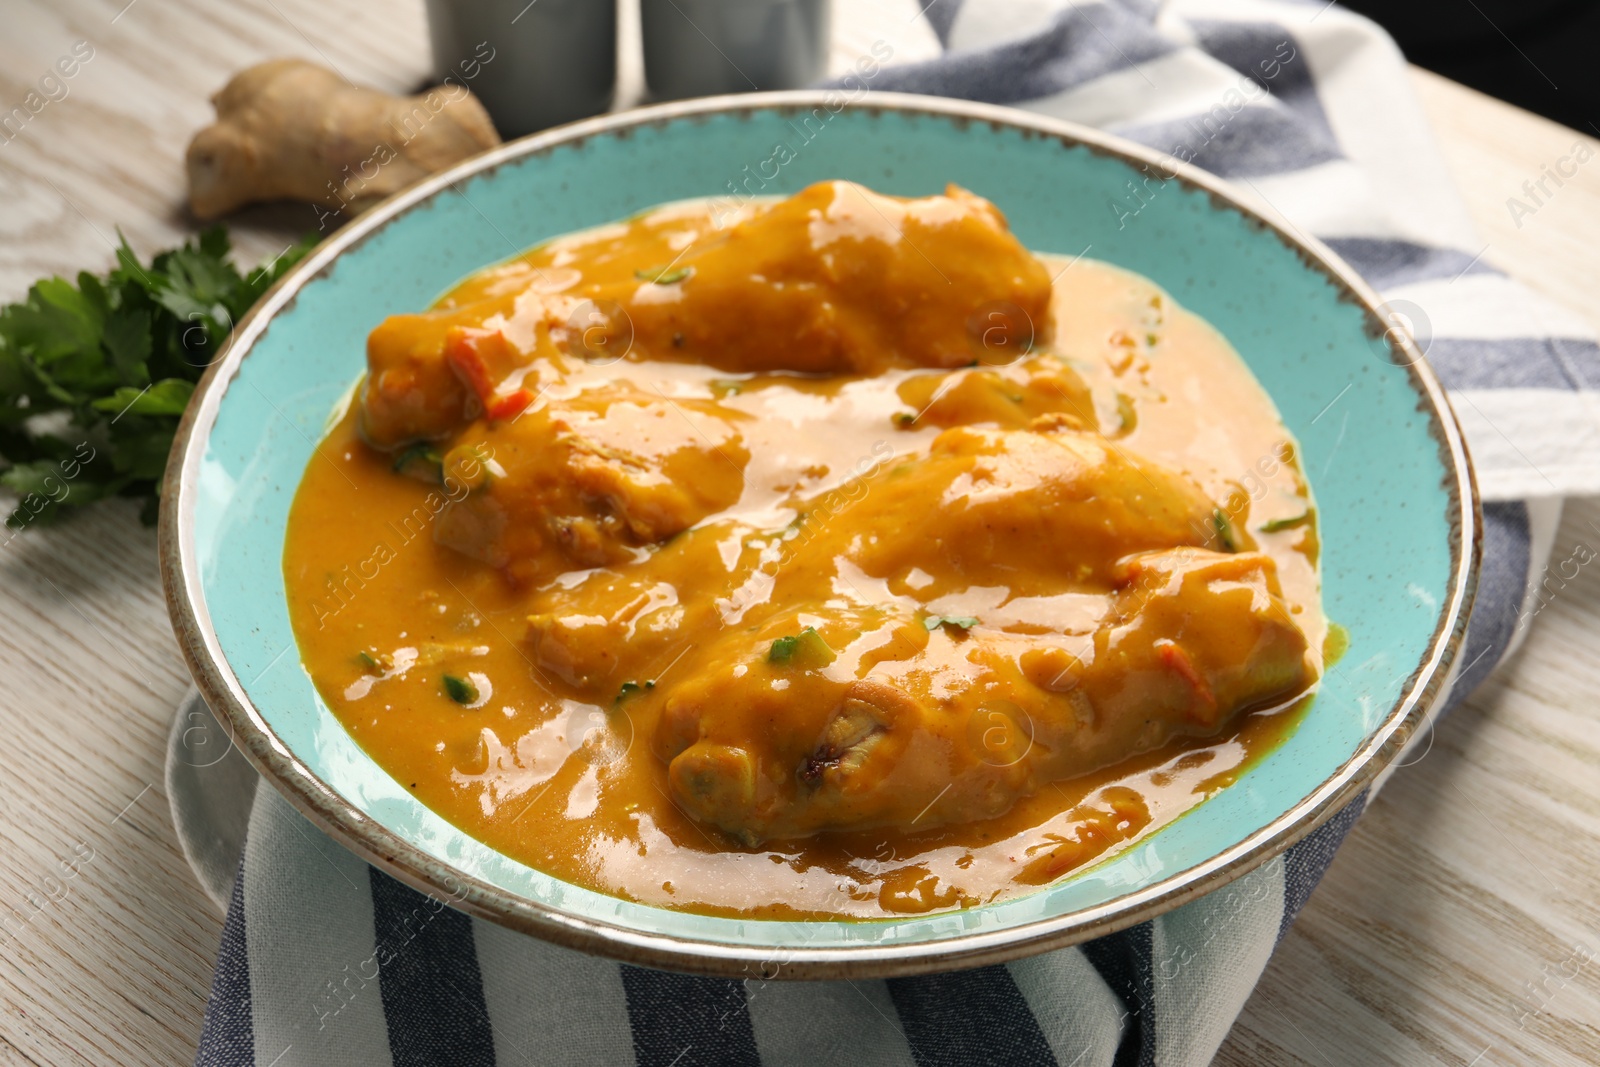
(1212, 509), (1240, 552)
(1260, 511), (1312, 533)
(635, 265), (694, 285)
(767, 627), (835, 669)
(924, 614), (979, 632)
(442, 674), (479, 704)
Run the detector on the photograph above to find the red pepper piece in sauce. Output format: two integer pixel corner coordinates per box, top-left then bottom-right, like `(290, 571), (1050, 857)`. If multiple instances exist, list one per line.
(447, 328), (534, 424)
(485, 388), (534, 423)
(445, 327), (499, 404)
(1157, 638), (1219, 725)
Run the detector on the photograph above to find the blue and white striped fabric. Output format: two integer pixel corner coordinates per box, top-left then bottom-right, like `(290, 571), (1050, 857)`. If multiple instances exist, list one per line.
(173, 1), (1600, 1064)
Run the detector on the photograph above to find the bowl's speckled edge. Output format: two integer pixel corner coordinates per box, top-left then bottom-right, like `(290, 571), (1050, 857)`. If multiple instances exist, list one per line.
(158, 91), (1481, 980)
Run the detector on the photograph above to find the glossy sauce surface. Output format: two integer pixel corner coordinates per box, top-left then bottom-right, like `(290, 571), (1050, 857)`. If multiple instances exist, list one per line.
(284, 184), (1322, 919)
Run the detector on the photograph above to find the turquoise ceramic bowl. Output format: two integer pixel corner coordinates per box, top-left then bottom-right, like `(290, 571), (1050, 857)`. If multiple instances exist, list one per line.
(160, 93), (1478, 978)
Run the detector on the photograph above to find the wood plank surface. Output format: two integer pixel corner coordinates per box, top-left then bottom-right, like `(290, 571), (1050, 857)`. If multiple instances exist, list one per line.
(0, 4), (1594, 1064)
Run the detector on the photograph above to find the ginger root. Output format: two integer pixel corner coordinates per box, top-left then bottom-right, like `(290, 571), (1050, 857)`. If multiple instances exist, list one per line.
(186, 59), (501, 221)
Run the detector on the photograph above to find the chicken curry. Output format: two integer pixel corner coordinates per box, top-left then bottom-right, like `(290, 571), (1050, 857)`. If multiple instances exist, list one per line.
(284, 181), (1323, 920)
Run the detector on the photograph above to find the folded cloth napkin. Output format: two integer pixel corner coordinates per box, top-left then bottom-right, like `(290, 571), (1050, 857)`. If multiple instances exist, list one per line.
(173, 1), (1600, 1064)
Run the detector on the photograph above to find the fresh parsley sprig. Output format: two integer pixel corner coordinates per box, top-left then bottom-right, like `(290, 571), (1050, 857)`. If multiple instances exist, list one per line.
(0, 227), (316, 528)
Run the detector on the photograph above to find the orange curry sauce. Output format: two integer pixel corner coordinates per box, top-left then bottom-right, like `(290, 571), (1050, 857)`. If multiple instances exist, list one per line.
(284, 182), (1323, 920)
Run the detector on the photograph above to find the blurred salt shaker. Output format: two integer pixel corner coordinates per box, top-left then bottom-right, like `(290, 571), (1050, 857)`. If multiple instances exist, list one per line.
(424, 0), (617, 139)
(640, 0), (831, 100)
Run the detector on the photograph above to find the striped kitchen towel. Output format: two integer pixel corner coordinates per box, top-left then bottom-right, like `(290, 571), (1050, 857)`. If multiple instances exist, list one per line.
(172, 1), (1600, 1064)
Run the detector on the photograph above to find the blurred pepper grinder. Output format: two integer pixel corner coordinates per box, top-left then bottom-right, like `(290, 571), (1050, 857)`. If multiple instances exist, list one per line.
(640, 0), (830, 100)
(425, 0), (831, 139)
(424, 0), (617, 139)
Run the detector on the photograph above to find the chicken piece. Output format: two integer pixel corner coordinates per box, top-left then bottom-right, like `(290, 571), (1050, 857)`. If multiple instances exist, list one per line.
(432, 383), (748, 584)
(360, 311), (483, 448)
(359, 300), (587, 448)
(186, 59), (501, 220)
(532, 411), (1225, 712)
(660, 550), (1311, 843)
(895, 357), (1098, 432)
(523, 575), (700, 690)
(1077, 549), (1313, 731)
(358, 182), (1052, 444)
(611, 181), (1054, 374)
(853, 424), (1227, 594)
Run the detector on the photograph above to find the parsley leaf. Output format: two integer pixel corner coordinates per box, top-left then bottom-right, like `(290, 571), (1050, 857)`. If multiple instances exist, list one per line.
(442, 673), (479, 704)
(634, 265), (693, 285)
(767, 627), (835, 669)
(1260, 511), (1313, 533)
(0, 228), (316, 529)
(1211, 508), (1240, 552)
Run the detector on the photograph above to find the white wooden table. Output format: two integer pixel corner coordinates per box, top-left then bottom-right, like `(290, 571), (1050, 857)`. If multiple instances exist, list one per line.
(0, 2), (1597, 1063)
